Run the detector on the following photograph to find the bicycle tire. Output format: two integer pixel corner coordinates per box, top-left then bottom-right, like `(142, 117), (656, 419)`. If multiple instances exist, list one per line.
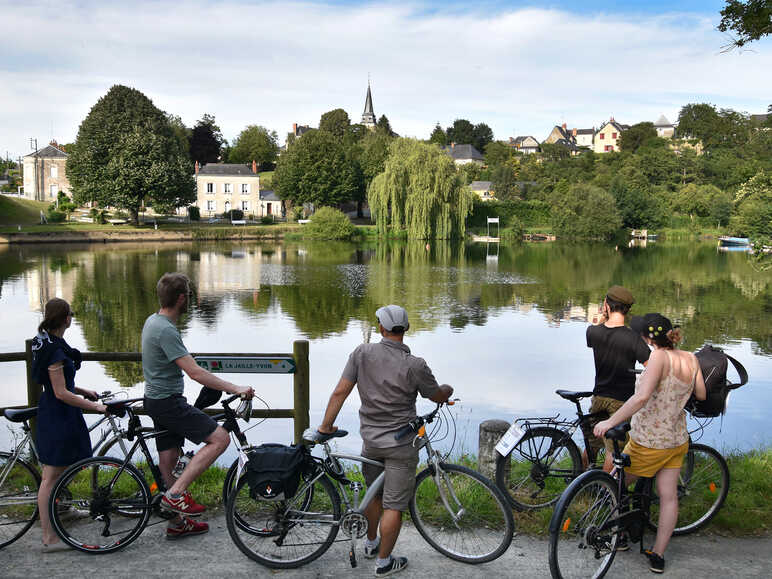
(548, 469), (620, 579)
(0, 453), (41, 549)
(49, 457), (152, 553)
(226, 473), (341, 568)
(648, 443), (729, 536)
(410, 463), (514, 564)
(495, 426), (582, 510)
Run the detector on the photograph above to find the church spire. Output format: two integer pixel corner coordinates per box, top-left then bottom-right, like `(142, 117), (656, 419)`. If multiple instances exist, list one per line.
(362, 79), (376, 127)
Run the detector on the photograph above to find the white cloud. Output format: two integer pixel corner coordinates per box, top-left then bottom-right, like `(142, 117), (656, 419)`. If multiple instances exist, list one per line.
(1, 1), (770, 158)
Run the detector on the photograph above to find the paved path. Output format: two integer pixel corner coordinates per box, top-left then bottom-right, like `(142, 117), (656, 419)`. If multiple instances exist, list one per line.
(5, 514), (771, 578)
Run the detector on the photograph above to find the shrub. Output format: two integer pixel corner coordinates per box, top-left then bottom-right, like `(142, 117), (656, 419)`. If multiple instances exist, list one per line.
(89, 208), (107, 224)
(550, 184), (622, 240)
(46, 204), (66, 223)
(499, 217), (525, 241)
(227, 209), (244, 221)
(188, 206), (200, 221)
(304, 207), (355, 240)
(260, 216), (274, 225)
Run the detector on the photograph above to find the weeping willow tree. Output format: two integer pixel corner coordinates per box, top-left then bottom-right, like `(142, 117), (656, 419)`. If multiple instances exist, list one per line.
(368, 139), (474, 239)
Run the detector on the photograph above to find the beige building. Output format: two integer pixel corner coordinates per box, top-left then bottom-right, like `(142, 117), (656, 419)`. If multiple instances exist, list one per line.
(194, 162), (261, 218)
(654, 115), (675, 138)
(574, 128), (595, 149)
(22, 142), (71, 201)
(593, 118), (628, 153)
(469, 181), (494, 201)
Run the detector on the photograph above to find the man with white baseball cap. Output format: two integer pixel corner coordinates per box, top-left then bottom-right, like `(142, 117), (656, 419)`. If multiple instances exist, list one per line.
(318, 305), (453, 577)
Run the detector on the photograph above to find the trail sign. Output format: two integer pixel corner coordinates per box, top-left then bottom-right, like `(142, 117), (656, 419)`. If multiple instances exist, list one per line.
(194, 356), (296, 374)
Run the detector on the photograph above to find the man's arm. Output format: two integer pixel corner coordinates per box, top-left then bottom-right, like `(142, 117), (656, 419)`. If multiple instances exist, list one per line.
(318, 377), (356, 434)
(175, 355), (254, 398)
(429, 384), (454, 403)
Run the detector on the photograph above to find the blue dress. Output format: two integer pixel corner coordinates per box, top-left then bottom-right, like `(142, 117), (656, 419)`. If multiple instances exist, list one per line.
(32, 334), (92, 466)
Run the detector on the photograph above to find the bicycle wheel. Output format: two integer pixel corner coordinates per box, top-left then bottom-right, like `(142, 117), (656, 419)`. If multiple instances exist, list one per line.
(410, 463), (514, 563)
(226, 473), (341, 568)
(648, 443), (729, 536)
(0, 453), (41, 549)
(49, 457), (151, 553)
(495, 426), (582, 510)
(548, 470), (620, 579)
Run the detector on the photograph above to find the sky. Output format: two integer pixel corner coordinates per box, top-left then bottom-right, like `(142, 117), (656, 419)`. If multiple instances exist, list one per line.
(1, 0), (770, 160)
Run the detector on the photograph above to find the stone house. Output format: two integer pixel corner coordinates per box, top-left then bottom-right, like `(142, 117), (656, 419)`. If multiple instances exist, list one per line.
(593, 118), (628, 153)
(469, 181), (494, 201)
(194, 162), (261, 218)
(508, 136), (540, 154)
(654, 115), (675, 138)
(256, 190), (284, 218)
(574, 128), (595, 149)
(440, 143), (484, 165)
(22, 142), (70, 201)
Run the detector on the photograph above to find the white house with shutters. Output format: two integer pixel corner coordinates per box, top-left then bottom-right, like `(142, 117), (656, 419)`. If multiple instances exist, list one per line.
(194, 162), (261, 217)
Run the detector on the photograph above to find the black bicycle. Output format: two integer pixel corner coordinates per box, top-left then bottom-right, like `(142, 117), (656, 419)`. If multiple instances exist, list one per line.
(547, 422), (729, 578)
(47, 393), (252, 553)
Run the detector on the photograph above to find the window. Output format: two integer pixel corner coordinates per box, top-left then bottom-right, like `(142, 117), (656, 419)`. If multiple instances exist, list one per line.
(224, 183), (232, 194)
(612, 132), (617, 139)
(50, 165), (58, 179)
(206, 183), (214, 194)
(241, 183), (250, 194)
(50, 185), (57, 198)
(206, 200), (215, 212)
(241, 201), (249, 211)
(599, 133), (605, 140)
(605, 145), (613, 152)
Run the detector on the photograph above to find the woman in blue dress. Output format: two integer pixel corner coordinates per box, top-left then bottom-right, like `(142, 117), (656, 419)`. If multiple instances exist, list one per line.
(31, 298), (107, 547)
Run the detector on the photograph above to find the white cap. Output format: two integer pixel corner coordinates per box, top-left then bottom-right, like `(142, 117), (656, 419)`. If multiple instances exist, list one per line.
(376, 305), (410, 332)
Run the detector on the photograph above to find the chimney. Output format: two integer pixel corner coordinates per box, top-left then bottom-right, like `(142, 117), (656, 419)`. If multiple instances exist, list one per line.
(50, 139), (58, 147)
(572, 128), (577, 136)
(562, 123), (567, 130)
(610, 116), (615, 122)
(292, 123), (297, 134)
(252, 160), (257, 174)
(195, 160), (199, 175)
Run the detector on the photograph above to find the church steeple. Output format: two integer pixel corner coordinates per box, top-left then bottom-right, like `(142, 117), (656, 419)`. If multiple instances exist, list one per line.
(361, 80), (376, 128)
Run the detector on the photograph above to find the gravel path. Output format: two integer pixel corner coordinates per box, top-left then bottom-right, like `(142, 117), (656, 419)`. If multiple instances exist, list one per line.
(4, 514), (771, 578)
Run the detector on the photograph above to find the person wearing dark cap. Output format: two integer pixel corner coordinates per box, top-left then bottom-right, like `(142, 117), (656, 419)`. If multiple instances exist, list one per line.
(585, 285), (651, 472)
(318, 305), (453, 577)
(594, 313), (706, 574)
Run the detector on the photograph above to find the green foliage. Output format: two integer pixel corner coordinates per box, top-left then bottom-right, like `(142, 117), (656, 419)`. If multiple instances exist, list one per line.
(718, 0), (772, 48)
(609, 167), (667, 229)
(274, 130), (362, 207)
(458, 162), (483, 185)
(319, 108), (351, 139)
(227, 209), (244, 221)
(228, 125), (279, 168)
(368, 139), (473, 239)
(189, 113), (224, 164)
(188, 206), (200, 221)
(358, 131), (394, 185)
(731, 171), (772, 237)
(490, 163), (521, 201)
(676, 103), (752, 149)
(67, 85), (195, 224)
(429, 123), (447, 145)
(90, 208), (107, 224)
(550, 184), (622, 240)
(261, 215), (274, 225)
(445, 119), (494, 152)
(466, 199), (552, 228)
(304, 207), (356, 240)
(618, 122), (658, 153)
(376, 114), (394, 136)
(484, 141), (516, 168)
(46, 204), (66, 223)
(672, 183), (732, 226)
(166, 113), (191, 158)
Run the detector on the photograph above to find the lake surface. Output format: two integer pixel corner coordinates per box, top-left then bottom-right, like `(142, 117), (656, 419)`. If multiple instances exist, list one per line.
(1, 239), (769, 461)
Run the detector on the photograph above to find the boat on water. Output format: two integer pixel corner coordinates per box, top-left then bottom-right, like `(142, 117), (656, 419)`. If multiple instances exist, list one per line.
(718, 236), (750, 247)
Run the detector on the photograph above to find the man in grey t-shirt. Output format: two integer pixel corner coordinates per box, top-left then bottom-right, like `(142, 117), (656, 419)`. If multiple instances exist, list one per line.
(318, 305), (453, 577)
(141, 272), (254, 539)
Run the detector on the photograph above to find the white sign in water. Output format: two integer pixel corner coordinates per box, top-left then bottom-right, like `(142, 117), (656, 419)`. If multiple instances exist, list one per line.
(194, 356), (296, 374)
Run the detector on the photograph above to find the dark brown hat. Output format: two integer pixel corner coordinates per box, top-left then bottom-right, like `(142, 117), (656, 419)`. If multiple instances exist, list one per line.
(606, 285), (635, 305)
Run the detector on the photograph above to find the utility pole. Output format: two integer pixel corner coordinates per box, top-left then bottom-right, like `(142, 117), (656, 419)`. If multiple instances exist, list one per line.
(30, 138), (39, 201)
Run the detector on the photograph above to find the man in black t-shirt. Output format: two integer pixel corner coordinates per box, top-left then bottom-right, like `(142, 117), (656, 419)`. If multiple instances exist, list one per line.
(585, 285), (650, 471)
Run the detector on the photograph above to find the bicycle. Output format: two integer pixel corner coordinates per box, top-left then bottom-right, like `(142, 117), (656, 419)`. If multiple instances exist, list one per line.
(225, 401), (515, 569)
(0, 391), (128, 549)
(46, 393), (253, 553)
(547, 422), (729, 578)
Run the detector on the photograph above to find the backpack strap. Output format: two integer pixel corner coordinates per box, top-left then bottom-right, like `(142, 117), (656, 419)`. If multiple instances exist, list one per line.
(725, 354), (748, 390)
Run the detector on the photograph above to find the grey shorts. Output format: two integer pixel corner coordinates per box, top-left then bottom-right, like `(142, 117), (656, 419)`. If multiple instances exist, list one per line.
(361, 443), (419, 511)
(143, 395), (218, 452)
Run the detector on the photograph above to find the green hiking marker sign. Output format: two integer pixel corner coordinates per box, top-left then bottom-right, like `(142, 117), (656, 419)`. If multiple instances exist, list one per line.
(194, 356), (296, 374)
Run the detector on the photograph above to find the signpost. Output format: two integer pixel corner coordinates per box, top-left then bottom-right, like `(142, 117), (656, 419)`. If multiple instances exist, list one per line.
(194, 356), (296, 374)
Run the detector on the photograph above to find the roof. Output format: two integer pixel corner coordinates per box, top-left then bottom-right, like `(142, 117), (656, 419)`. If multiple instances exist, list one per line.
(598, 119), (627, 134)
(24, 144), (67, 159)
(440, 143), (484, 161)
(362, 83), (376, 125)
(511, 136), (539, 146)
(259, 190), (280, 201)
(198, 163), (256, 176)
(469, 181), (492, 191)
(654, 115), (672, 127)
(576, 128), (595, 135)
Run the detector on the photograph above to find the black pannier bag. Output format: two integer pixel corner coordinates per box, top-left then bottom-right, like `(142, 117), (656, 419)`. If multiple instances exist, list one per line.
(688, 345), (749, 418)
(245, 443), (308, 501)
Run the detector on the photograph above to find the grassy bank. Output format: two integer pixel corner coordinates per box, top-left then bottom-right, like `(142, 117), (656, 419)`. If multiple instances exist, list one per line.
(186, 447), (770, 537)
(0, 196), (48, 225)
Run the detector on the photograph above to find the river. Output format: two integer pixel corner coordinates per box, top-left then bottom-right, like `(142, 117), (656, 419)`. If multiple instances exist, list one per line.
(0, 239), (769, 460)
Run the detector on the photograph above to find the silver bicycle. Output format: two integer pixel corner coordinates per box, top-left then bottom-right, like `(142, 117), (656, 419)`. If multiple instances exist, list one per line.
(226, 401), (515, 569)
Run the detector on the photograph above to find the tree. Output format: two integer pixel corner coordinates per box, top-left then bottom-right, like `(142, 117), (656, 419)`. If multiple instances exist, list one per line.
(619, 122), (658, 153)
(67, 85), (194, 224)
(189, 113), (224, 164)
(472, 123), (494, 153)
(732, 171), (772, 236)
(319, 108), (351, 139)
(359, 131), (394, 185)
(368, 139), (474, 239)
(676, 103), (750, 149)
(490, 163), (521, 201)
(550, 184), (622, 240)
(228, 125), (279, 168)
(429, 123), (447, 145)
(609, 166), (667, 228)
(376, 114), (394, 136)
(446, 119), (475, 145)
(274, 129), (362, 207)
(718, 0), (772, 48)
(166, 114), (191, 158)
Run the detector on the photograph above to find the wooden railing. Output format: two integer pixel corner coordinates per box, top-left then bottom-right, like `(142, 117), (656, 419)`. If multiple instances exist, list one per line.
(0, 340), (310, 443)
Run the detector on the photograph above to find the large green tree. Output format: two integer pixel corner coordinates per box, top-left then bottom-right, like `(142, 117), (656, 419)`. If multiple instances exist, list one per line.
(229, 125), (279, 168)
(67, 85), (195, 224)
(619, 122), (658, 153)
(319, 108), (351, 139)
(429, 123), (447, 145)
(368, 139), (473, 239)
(274, 129), (362, 207)
(189, 113), (224, 164)
(550, 183), (622, 240)
(718, 0), (772, 48)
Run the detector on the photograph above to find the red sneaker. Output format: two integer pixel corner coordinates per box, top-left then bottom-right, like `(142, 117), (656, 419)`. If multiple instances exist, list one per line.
(161, 491), (206, 516)
(166, 516), (209, 539)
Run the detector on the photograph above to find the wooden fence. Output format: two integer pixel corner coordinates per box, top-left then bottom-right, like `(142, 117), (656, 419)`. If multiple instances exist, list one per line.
(0, 340), (310, 443)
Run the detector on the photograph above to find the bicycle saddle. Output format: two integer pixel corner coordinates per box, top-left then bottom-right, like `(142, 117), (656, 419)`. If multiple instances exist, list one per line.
(605, 422), (631, 441)
(3, 407), (38, 422)
(555, 390), (594, 402)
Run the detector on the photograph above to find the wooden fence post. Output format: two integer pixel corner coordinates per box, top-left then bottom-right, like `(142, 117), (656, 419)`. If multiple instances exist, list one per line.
(24, 339), (40, 442)
(293, 340), (310, 444)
